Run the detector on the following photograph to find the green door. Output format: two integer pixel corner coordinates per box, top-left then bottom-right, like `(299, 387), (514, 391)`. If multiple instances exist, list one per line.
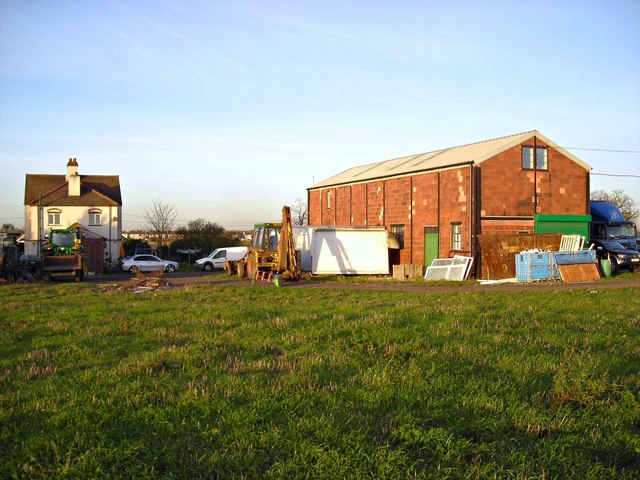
(424, 227), (439, 268)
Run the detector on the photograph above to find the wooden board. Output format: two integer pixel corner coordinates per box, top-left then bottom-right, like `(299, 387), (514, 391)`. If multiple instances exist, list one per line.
(557, 264), (601, 283)
(477, 233), (563, 280)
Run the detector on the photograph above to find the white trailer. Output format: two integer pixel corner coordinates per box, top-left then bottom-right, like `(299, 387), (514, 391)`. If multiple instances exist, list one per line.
(294, 226), (391, 275)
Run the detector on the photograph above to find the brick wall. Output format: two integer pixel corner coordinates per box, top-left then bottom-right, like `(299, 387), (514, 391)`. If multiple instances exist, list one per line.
(481, 219), (535, 235)
(366, 181), (385, 227)
(336, 186), (351, 225)
(439, 167), (472, 255)
(308, 189), (321, 225)
(410, 173), (439, 265)
(351, 184), (367, 225)
(480, 142), (589, 217)
(536, 149), (589, 214)
(384, 177), (412, 263)
(307, 137), (589, 270)
(480, 145), (535, 217)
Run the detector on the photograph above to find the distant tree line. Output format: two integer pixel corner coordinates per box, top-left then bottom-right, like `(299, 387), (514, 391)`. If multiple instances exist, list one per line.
(171, 218), (242, 254)
(139, 197), (309, 260)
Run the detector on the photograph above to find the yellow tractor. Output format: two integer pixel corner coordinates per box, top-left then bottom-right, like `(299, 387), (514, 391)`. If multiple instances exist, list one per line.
(227, 206), (300, 282)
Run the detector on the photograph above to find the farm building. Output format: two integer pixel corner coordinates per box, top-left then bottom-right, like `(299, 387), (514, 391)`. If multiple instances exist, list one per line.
(307, 130), (591, 273)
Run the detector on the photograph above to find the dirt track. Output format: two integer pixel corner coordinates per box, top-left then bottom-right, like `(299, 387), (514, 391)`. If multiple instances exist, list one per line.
(88, 270), (640, 293)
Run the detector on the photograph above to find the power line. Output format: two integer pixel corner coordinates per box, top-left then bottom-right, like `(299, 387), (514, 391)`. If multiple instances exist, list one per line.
(564, 147), (640, 153)
(591, 173), (640, 179)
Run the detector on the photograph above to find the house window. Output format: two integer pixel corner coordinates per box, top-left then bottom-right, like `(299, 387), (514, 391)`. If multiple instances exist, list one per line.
(391, 224), (405, 249)
(89, 210), (102, 225)
(522, 147), (548, 170)
(327, 191), (332, 209)
(451, 222), (462, 251)
(47, 210), (61, 226)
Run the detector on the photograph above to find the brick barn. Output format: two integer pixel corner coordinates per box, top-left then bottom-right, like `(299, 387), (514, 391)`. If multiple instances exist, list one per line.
(307, 130), (591, 271)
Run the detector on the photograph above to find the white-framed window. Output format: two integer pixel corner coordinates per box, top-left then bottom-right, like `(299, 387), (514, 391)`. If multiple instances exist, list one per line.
(522, 146), (548, 170)
(89, 210), (102, 225)
(327, 190), (332, 209)
(47, 210), (61, 226)
(451, 222), (462, 251)
(390, 224), (405, 249)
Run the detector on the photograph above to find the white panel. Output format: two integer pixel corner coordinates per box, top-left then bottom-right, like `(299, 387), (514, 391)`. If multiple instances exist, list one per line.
(424, 256), (472, 281)
(311, 228), (389, 275)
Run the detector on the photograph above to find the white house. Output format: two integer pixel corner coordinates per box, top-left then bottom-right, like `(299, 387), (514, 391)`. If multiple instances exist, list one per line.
(24, 158), (122, 273)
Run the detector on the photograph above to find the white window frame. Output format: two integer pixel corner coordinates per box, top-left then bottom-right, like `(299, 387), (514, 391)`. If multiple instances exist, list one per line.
(89, 210), (102, 226)
(451, 222), (462, 251)
(522, 146), (548, 170)
(47, 210), (61, 226)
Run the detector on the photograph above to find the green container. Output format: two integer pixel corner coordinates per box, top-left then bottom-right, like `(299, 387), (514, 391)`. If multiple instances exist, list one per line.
(600, 258), (612, 278)
(535, 214), (592, 239)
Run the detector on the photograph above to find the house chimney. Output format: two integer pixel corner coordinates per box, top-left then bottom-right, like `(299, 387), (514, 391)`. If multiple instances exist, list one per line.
(66, 158), (80, 196)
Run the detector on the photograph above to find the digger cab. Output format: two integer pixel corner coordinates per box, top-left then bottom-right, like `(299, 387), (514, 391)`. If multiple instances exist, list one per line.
(252, 223), (281, 252)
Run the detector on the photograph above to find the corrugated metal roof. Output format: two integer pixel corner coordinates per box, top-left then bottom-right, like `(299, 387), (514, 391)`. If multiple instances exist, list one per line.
(309, 130), (591, 189)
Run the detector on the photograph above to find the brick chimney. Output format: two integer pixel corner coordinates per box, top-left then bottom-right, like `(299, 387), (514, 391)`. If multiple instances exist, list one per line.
(66, 158), (80, 196)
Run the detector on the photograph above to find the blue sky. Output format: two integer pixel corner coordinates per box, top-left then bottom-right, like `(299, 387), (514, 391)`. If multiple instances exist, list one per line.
(1, 0), (639, 230)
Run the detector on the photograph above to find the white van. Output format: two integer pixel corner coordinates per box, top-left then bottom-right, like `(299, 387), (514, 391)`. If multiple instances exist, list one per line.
(194, 246), (248, 271)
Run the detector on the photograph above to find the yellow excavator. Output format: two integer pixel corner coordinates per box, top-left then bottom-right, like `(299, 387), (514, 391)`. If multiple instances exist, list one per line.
(227, 206), (300, 282)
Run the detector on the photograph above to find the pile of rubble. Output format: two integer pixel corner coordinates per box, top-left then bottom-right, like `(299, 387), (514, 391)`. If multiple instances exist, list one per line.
(99, 270), (171, 294)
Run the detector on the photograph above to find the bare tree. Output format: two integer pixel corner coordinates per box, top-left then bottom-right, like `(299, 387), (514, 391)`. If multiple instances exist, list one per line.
(144, 199), (177, 246)
(291, 198), (308, 226)
(591, 189), (639, 223)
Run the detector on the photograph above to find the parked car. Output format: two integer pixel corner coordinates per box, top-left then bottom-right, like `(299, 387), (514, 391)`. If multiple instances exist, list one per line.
(194, 246), (247, 271)
(120, 254), (179, 273)
(589, 240), (640, 273)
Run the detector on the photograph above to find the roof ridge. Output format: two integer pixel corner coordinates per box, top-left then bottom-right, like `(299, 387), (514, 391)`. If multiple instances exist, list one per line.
(384, 130), (538, 162)
(307, 130), (589, 190)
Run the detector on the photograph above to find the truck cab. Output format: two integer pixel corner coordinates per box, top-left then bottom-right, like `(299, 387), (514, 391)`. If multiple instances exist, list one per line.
(43, 228), (83, 255)
(590, 201), (638, 250)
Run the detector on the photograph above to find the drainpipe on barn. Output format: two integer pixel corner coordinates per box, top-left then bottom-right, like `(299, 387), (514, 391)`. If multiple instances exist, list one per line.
(365, 183), (368, 226)
(469, 164), (473, 254)
(437, 171), (441, 255)
(410, 176), (413, 264)
(533, 136), (538, 218)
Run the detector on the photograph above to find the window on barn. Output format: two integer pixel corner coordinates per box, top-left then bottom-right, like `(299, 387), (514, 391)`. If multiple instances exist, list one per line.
(451, 222), (462, 251)
(327, 191), (332, 209)
(522, 147), (548, 170)
(47, 210), (61, 226)
(89, 209), (102, 226)
(390, 224), (405, 249)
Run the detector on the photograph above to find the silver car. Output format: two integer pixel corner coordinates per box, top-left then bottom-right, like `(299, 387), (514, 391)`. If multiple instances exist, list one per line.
(120, 254), (179, 273)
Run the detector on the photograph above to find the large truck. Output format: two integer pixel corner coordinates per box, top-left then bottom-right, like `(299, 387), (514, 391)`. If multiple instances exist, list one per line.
(590, 201), (638, 250)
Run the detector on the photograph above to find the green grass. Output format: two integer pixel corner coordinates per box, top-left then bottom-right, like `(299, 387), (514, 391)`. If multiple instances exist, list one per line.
(1, 282), (639, 479)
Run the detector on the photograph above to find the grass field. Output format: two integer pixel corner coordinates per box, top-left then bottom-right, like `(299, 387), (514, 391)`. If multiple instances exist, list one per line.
(1, 281), (639, 479)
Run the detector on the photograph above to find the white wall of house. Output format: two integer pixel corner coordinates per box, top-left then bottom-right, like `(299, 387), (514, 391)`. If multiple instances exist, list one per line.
(24, 204), (122, 259)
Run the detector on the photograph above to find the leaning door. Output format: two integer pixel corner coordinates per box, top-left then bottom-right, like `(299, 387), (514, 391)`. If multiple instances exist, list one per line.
(424, 227), (439, 268)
